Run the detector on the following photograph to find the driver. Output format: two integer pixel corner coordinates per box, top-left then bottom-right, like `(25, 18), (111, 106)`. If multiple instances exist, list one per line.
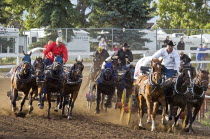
(112, 43), (133, 70)
(94, 46), (109, 66)
(42, 37), (68, 66)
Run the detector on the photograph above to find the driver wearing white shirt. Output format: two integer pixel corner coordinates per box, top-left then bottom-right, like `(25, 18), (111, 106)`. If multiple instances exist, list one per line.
(152, 40), (180, 79)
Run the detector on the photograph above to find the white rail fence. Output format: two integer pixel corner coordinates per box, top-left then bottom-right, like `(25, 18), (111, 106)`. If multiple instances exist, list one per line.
(1, 50), (210, 68)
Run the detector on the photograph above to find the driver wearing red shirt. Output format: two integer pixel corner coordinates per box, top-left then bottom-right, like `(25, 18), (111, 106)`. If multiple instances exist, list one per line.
(43, 37), (68, 65)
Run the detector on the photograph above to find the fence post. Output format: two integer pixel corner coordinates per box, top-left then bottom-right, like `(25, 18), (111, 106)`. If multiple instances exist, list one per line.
(16, 54), (20, 65)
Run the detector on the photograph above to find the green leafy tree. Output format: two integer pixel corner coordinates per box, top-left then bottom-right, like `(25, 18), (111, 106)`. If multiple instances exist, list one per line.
(156, 0), (210, 29)
(88, 0), (155, 50)
(89, 0), (154, 28)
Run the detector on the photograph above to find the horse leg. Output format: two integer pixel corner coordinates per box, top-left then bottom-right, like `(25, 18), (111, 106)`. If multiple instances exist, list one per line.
(95, 87), (101, 114)
(159, 96), (167, 125)
(46, 93), (51, 119)
(68, 91), (78, 119)
(116, 87), (123, 109)
(62, 95), (66, 117)
(28, 88), (37, 113)
(39, 85), (46, 109)
(11, 88), (18, 112)
(168, 103), (174, 121)
(138, 95), (145, 129)
(145, 96), (152, 124)
(172, 107), (183, 130)
(151, 102), (159, 131)
(186, 104), (194, 133)
(19, 91), (29, 113)
(100, 94), (104, 111)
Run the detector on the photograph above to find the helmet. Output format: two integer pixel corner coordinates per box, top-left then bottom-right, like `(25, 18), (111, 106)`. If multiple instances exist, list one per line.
(98, 46), (103, 52)
(56, 37), (62, 43)
(179, 51), (184, 55)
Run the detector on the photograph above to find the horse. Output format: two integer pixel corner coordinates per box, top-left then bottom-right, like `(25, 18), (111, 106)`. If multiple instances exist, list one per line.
(135, 58), (166, 131)
(182, 69), (209, 132)
(115, 64), (135, 108)
(164, 66), (195, 132)
(86, 56), (103, 111)
(28, 57), (45, 110)
(11, 51), (36, 113)
(42, 55), (65, 118)
(95, 61), (116, 114)
(62, 59), (84, 119)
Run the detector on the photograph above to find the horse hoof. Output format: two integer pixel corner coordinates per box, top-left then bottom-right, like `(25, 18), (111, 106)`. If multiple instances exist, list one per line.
(29, 105), (34, 112)
(39, 105), (44, 109)
(67, 116), (73, 120)
(189, 129), (194, 133)
(95, 110), (100, 114)
(138, 126), (146, 130)
(12, 107), (17, 112)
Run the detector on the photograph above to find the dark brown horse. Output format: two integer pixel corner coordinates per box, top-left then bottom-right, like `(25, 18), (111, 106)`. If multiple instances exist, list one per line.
(28, 57), (45, 111)
(165, 66), (194, 132)
(11, 51), (36, 113)
(62, 59), (84, 119)
(43, 57), (65, 118)
(136, 58), (166, 131)
(182, 69), (209, 132)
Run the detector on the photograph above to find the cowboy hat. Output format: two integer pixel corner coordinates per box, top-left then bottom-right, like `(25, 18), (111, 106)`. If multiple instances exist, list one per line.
(122, 43), (130, 48)
(167, 40), (175, 46)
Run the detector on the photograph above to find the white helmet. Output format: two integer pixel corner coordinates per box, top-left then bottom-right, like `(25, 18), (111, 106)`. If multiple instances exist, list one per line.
(56, 37), (62, 43)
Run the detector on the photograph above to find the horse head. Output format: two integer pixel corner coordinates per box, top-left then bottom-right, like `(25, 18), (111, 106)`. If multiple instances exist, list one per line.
(124, 64), (135, 84)
(196, 70), (209, 91)
(93, 57), (101, 70)
(20, 51), (32, 76)
(33, 56), (45, 77)
(180, 66), (193, 88)
(103, 61), (114, 81)
(71, 58), (84, 77)
(52, 55), (63, 76)
(150, 58), (164, 85)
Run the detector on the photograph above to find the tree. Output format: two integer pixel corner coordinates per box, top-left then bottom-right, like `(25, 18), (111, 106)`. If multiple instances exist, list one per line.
(155, 0), (210, 29)
(88, 0), (155, 50)
(89, 0), (154, 28)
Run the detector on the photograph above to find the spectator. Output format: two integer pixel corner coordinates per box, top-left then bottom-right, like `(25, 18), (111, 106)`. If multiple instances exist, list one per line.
(202, 45), (208, 69)
(113, 44), (119, 51)
(99, 38), (107, 50)
(177, 37), (185, 50)
(179, 51), (191, 66)
(196, 44), (204, 71)
(163, 36), (170, 48)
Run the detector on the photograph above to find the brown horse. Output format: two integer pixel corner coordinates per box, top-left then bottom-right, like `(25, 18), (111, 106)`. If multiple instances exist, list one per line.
(28, 57), (45, 111)
(165, 66), (194, 132)
(62, 59), (84, 119)
(136, 58), (166, 131)
(11, 51), (36, 113)
(182, 69), (209, 132)
(43, 57), (65, 118)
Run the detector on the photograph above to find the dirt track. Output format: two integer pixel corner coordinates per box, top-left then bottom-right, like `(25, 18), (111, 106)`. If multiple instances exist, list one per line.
(0, 74), (210, 138)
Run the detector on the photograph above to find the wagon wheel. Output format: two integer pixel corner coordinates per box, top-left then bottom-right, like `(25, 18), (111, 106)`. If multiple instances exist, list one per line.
(125, 95), (132, 125)
(87, 82), (95, 112)
(120, 89), (126, 122)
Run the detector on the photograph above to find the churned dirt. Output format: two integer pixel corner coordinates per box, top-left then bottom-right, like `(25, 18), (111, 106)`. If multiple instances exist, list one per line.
(0, 71), (210, 139)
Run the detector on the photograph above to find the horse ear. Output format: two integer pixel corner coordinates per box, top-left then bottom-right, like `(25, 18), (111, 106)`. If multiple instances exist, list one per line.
(75, 58), (78, 63)
(22, 50), (25, 55)
(81, 58), (83, 63)
(29, 51), (32, 56)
